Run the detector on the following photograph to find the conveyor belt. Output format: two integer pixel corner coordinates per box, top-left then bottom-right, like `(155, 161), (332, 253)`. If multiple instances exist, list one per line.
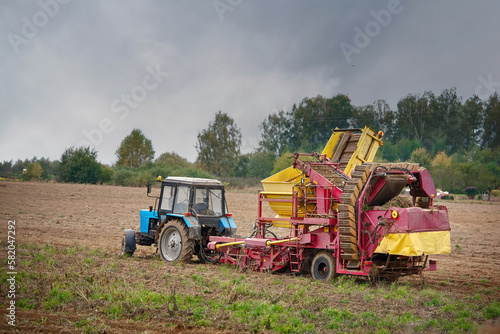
(338, 162), (419, 263)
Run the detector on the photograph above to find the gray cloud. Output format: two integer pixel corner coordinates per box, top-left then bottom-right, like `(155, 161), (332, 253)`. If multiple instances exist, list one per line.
(1, 0), (499, 164)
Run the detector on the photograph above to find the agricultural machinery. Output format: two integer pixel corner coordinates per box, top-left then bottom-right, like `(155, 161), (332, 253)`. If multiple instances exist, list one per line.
(123, 127), (450, 281)
(122, 176), (236, 262)
(207, 127), (451, 280)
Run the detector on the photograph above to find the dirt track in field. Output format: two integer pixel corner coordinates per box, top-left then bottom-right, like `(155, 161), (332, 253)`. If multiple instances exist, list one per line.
(0, 181), (499, 333)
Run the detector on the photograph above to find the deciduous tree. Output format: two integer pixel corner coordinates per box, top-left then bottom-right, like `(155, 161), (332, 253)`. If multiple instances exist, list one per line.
(58, 147), (101, 184)
(482, 92), (500, 149)
(258, 110), (290, 156)
(435, 88), (463, 152)
(155, 152), (191, 169)
(25, 162), (43, 180)
(288, 94), (354, 151)
(247, 151), (276, 178)
(395, 92), (434, 144)
(462, 95), (484, 149)
(410, 148), (431, 169)
(196, 111), (242, 176)
(115, 129), (155, 168)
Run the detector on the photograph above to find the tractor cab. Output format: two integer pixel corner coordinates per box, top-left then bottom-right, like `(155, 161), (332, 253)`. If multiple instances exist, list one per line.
(152, 177), (236, 238)
(121, 176), (237, 263)
(156, 177), (225, 218)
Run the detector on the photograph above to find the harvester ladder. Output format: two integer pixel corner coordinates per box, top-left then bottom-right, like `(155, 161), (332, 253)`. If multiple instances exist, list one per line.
(289, 224), (301, 272)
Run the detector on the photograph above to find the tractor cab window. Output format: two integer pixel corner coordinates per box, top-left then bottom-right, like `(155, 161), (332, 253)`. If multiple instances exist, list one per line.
(193, 188), (223, 216)
(161, 185), (175, 211)
(173, 185), (190, 214)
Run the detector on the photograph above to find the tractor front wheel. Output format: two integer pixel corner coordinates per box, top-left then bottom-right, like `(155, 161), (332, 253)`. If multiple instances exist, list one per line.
(121, 229), (136, 256)
(158, 219), (194, 263)
(310, 251), (336, 281)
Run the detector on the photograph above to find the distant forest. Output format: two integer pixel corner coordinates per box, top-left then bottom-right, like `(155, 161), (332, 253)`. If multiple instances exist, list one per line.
(1, 88), (499, 195)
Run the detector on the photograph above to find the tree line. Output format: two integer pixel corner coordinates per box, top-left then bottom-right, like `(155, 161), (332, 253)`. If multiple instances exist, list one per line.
(1, 87), (499, 193)
(196, 88), (499, 194)
(0, 129), (212, 187)
(257, 88), (499, 158)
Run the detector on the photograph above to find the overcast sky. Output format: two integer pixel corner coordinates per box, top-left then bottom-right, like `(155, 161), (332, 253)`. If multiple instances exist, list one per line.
(1, 0), (499, 164)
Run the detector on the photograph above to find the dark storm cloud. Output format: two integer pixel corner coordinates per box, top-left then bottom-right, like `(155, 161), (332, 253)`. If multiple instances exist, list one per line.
(1, 0), (499, 164)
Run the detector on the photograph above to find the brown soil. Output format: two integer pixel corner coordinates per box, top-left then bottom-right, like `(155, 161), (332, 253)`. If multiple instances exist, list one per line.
(0, 181), (499, 332)
(0, 182), (275, 254)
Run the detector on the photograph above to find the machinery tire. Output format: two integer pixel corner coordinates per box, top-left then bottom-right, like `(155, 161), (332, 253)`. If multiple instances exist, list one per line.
(158, 219), (194, 263)
(310, 251), (336, 281)
(121, 229), (136, 256)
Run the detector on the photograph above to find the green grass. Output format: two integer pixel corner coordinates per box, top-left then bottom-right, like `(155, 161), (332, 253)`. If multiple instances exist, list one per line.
(482, 301), (500, 319)
(5, 241), (499, 333)
(45, 285), (75, 310)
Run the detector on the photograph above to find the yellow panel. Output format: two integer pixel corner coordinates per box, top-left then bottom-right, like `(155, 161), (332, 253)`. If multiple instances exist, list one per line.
(344, 126), (383, 176)
(271, 221), (293, 228)
(321, 130), (343, 160)
(261, 166), (303, 217)
(374, 231), (451, 256)
(262, 166), (302, 183)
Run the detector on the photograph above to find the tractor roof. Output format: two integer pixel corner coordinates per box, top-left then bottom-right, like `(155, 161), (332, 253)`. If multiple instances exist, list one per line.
(162, 176), (222, 186)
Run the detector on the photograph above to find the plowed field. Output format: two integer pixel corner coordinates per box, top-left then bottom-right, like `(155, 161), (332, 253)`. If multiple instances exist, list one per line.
(0, 182), (498, 333)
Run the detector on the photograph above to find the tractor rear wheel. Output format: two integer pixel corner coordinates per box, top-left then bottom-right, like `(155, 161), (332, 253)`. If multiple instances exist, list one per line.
(121, 229), (136, 256)
(310, 251), (336, 281)
(158, 219), (194, 263)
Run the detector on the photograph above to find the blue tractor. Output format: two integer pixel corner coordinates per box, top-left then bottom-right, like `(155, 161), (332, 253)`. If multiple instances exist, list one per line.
(122, 176), (237, 263)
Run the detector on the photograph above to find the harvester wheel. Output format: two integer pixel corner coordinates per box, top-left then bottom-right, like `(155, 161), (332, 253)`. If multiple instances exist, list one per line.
(158, 219), (194, 263)
(121, 229), (136, 256)
(311, 251), (336, 281)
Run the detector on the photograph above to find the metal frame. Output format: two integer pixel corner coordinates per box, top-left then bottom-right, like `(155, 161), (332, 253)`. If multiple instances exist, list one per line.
(208, 157), (449, 280)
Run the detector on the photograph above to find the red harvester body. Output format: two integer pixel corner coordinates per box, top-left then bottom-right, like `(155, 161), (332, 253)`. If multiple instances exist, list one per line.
(208, 130), (450, 281)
